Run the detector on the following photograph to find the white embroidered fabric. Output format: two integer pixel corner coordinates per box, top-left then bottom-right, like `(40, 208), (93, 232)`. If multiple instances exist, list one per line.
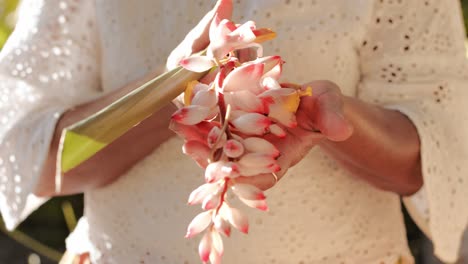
(0, 0), (467, 263)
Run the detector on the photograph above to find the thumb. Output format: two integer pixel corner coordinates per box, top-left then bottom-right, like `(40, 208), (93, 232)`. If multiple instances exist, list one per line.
(313, 92), (353, 142)
(296, 82), (353, 142)
(166, 0), (233, 70)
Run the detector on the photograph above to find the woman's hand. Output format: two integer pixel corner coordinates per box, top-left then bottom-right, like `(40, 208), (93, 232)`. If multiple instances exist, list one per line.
(234, 80), (354, 189)
(237, 79), (423, 195)
(173, 79), (423, 195)
(166, 0), (232, 70)
(171, 81), (354, 190)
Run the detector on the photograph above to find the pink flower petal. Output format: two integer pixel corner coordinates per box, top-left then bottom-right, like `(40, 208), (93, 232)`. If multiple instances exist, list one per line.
(231, 113), (271, 135)
(230, 21), (256, 41)
(211, 229), (224, 256)
(209, 18), (237, 59)
(268, 163), (282, 173)
(223, 139), (244, 158)
(213, 215), (231, 237)
(261, 77), (282, 90)
(171, 105), (212, 125)
(180, 56), (216, 72)
(263, 63), (282, 80)
(243, 137), (280, 158)
(209, 249), (222, 264)
(238, 164), (279, 176)
(238, 153), (276, 168)
(261, 56), (283, 80)
(210, 18), (236, 46)
(259, 89), (301, 125)
(205, 161), (240, 183)
(207, 126), (226, 148)
(227, 207), (249, 234)
(198, 231), (212, 262)
(224, 90), (265, 113)
(229, 110), (249, 120)
(268, 103), (298, 127)
(192, 88), (218, 108)
(254, 56), (282, 73)
(231, 183), (266, 200)
(186, 211), (213, 238)
(202, 192), (221, 210)
(209, 19), (259, 59)
(239, 197), (269, 211)
(188, 183), (220, 205)
(259, 87), (297, 98)
(222, 63), (264, 93)
(269, 124), (287, 138)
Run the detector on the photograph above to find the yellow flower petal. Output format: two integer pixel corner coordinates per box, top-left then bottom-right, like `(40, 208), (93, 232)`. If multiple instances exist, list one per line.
(283, 86), (313, 113)
(184, 80), (200, 106)
(253, 28), (277, 43)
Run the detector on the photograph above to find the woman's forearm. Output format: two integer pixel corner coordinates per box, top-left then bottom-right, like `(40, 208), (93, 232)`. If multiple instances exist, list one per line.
(35, 70), (176, 197)
(320, 96), (423, 195)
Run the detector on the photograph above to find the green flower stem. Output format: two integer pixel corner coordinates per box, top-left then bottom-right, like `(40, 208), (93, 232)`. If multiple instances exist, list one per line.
(0, 218), (63, 262)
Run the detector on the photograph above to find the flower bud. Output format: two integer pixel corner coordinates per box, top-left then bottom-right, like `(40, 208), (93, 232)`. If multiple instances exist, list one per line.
(186, 211), (213, 238)
(231, 184), (266, 200)
(180, 55), (216, 72)
(226, 207), (249, 234)
(205, 161), (240, 183)
(223, 139), (244, 158)
(207, 126), (227, 148)
(192, 88), (218, 108)
(198, 231), (212, 262)
(172, 105), (212, 125)
(239, 197), (269, 211)
(243, 137), (280, 158)
(188, 183), (220, 205)
(231, 113), (271, 135)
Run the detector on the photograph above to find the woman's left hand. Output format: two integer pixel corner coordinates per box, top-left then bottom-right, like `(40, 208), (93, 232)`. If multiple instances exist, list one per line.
(173, 78), (423, 195)
(171, 80), (354, 190)
(237, 78), (423, 195)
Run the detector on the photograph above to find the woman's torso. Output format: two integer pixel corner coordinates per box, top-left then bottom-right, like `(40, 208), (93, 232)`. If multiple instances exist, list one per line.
(67, 1), (414, 263)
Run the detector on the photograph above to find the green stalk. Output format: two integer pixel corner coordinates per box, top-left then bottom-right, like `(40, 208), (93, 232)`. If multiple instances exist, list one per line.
(0, 218), (63, 262)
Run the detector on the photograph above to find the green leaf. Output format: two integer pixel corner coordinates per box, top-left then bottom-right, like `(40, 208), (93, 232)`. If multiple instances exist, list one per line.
(60, 130), (106, 172)
(58, 66), (206, 179)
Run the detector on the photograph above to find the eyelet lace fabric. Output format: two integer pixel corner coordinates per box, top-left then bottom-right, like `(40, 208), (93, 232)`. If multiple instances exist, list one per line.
(0, 0), (100, 230)
(357, 1), (468, 261)
(0, 0), (467, 263)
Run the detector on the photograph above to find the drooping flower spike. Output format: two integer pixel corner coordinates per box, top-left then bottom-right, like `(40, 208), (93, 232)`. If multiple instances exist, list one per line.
(172, 14), (311, 264)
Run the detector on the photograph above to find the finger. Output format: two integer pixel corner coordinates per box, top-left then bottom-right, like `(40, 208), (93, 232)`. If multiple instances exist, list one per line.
(166, 0), (233, 69)
(183, 140), (211, 168)
(296, 81), (353, 141)
(314, 91), (353, 141)
(191, 0), (233, 52)
(234, 153), (290, 191)
(234, 173), (279, 191)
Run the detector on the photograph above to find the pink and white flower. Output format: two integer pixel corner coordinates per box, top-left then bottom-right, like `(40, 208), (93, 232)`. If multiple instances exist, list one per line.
(172, 14), (312, 264)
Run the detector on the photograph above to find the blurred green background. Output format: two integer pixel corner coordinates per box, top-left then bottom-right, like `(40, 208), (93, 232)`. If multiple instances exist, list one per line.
(0, 0), (467, 263)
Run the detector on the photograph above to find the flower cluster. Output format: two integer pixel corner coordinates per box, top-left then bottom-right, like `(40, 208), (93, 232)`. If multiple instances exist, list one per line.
(171, 15), (311, 264)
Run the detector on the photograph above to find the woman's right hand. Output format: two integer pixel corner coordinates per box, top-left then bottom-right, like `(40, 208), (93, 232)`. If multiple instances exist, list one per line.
(166, 0), (233, 71)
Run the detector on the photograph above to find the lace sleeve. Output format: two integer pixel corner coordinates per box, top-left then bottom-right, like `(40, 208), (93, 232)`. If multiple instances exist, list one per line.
(0, 0), (101, 230)
(357, 0), (468, 262)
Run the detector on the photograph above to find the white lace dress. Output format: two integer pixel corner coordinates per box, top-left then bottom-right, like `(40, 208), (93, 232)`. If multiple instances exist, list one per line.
(1, 0), (467, 263)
